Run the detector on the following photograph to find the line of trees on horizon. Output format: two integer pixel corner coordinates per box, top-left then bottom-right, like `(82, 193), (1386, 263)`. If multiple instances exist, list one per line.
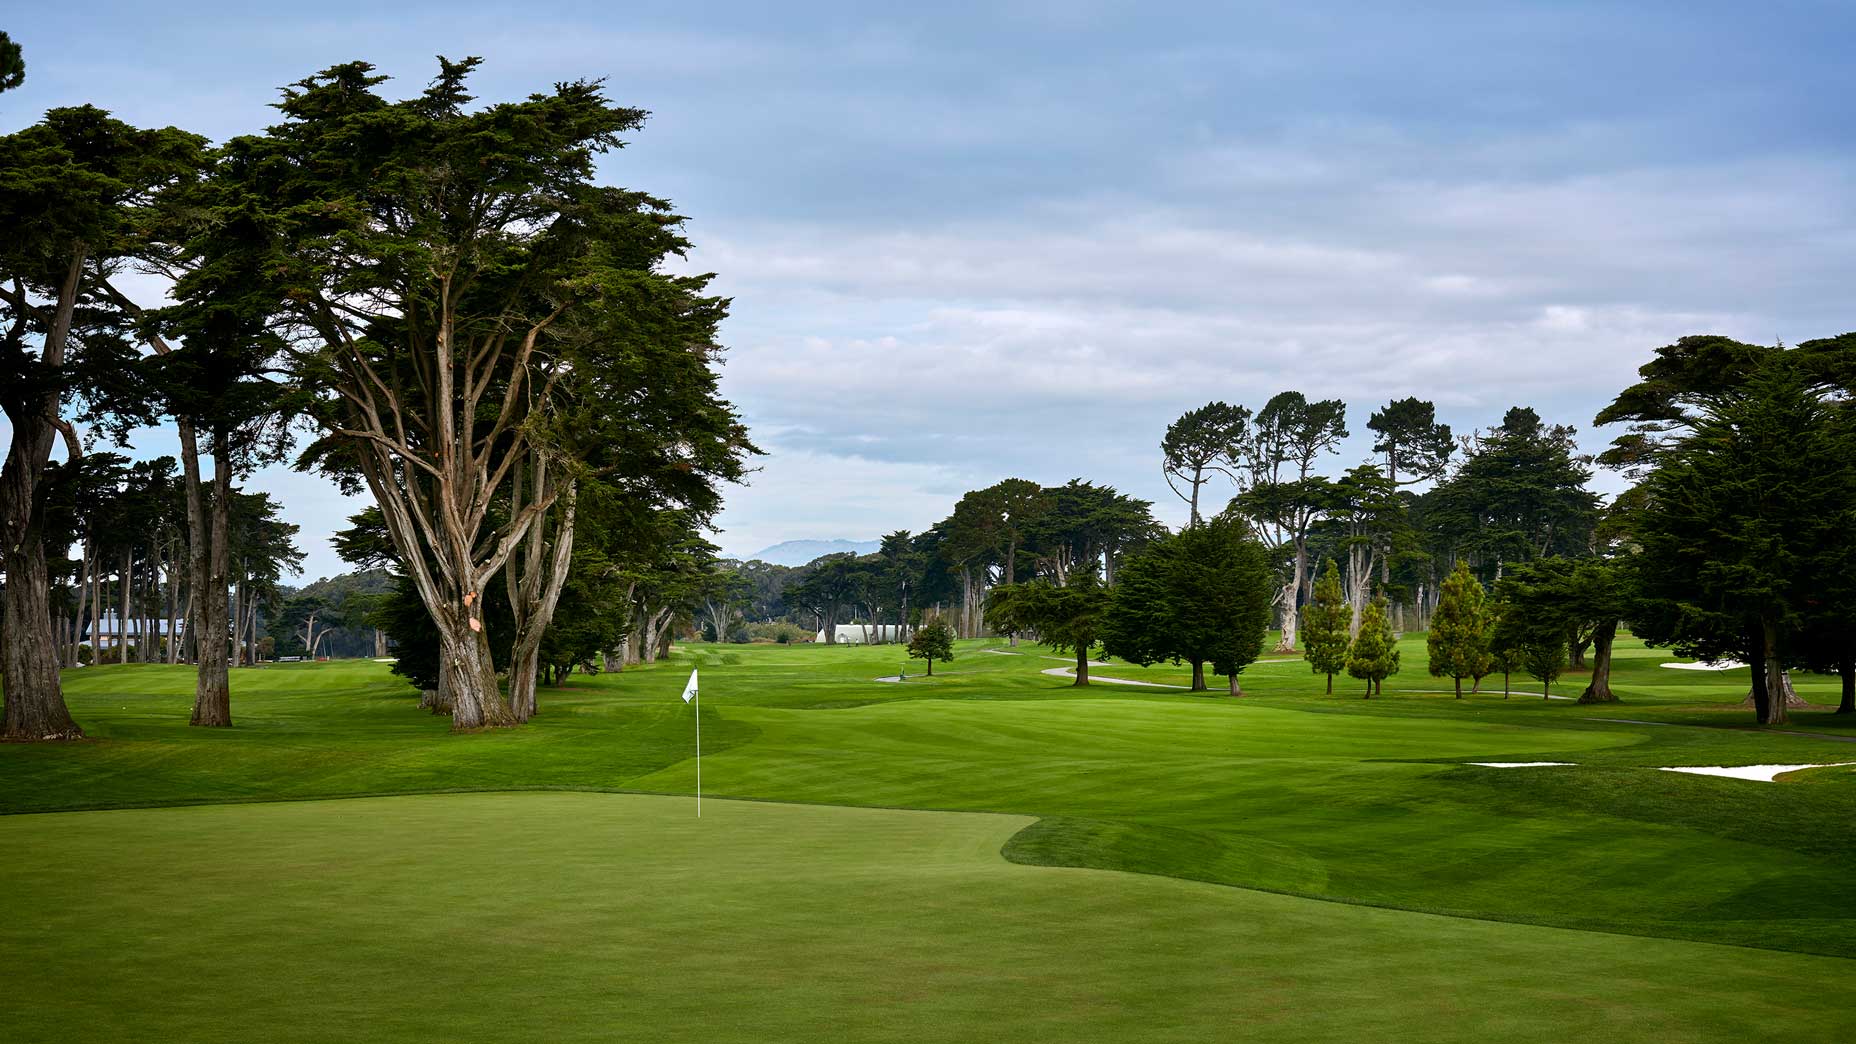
(704, 336), (1856, 727)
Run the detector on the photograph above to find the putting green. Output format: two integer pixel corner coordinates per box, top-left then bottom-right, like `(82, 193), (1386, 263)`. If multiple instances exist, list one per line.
(3, 792), (1850, 1043)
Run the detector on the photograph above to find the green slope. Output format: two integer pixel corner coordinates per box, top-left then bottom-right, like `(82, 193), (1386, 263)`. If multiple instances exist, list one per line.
(4, 792), (1850, 1044)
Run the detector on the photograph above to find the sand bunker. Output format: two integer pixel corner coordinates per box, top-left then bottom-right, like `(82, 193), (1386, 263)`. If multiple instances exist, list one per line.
(1658, 763), (1856, 782)
(1659, 660), (1745, 671)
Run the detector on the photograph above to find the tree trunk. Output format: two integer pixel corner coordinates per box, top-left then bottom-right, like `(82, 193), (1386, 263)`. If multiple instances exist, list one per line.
(1324, 671), (1332, 695)
(437, 618), (508, 728)
(1837, 659), (1854, 715)
(1363, 677), (1373, 699)
(1577, 620), (1619, 704)
(119, 546), (132, 664)
(0, 253), (85, 741)
(1190, 660), (1206, 692)
(1763, 617), (1787, 725)
(507, 641), (543, 721)
(1747, 630), (1771, 723)
(506, 476), (576, 724)
(1454, 676), (1462, 699)
(1275, 577), (1301, 653)
(190, 435), (234, 728)
(1073, 644), (1089, 686)
(166, 542), (181, 664)
(1, 533), (82, 740)
(68, 539), (92, 668)
(1228, 672), (1244, 697)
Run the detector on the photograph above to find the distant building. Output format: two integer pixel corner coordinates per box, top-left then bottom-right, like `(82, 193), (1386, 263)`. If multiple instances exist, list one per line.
(814, 623), (903, 645)
(81, 612), (179, 648)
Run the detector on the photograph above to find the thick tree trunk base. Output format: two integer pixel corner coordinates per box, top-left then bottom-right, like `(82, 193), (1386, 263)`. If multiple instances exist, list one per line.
(2, 555), (85, 742)
(1576, 685), (1619, 704)
(1740, 674), (1807, 710)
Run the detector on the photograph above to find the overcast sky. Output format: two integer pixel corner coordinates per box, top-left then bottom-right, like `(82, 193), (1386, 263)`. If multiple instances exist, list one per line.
(6, 2), (1853, 578)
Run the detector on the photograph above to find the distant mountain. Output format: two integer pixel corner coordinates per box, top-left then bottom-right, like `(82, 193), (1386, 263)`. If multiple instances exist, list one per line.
(742, 539), (880, 567)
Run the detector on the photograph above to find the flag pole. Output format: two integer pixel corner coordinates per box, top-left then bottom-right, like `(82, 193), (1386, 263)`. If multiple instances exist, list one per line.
(681, 667), (702, 818)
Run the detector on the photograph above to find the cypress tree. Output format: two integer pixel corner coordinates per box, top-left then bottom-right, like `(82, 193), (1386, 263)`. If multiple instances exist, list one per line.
(1426, 560), (1492, 698)
(1301, 559), (1350, 694)
(1346, 595), (1401, 697)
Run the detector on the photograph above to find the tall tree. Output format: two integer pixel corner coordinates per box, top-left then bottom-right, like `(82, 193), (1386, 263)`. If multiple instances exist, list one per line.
(1320, 464), (1406, 635)
(1300, 558), (1350, 694)
(985, 572), (1109, 685)
(1026, 479), (1159, 586)
(1102, 521), (1274, 694)
(1161, 401), (1250, 526)
(1429, 407), (1597, 574)
(789, 553), (860, 644)
(1234, 391), (1346, 652)
(1426, 560), (1491, 698)
(206, 59), (742, 728)
(0, 106), (198, 740)
(1367, 396), (1454, 488)
(1630, 363), (1855, 724)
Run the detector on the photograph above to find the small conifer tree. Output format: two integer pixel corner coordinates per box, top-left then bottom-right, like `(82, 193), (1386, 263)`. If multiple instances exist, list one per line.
(1346, 594), (1401, 697)
(1521, 632), (1567, 699)
(1301, 559), (1350, 694)
(1427, 560), (1493, 698)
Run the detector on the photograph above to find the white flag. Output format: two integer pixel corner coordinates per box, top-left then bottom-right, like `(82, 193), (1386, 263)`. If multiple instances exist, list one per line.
(680, 668), (699, 704)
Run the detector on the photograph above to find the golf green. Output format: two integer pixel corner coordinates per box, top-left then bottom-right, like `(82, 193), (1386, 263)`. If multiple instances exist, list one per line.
(3, 792), (1850, 1043)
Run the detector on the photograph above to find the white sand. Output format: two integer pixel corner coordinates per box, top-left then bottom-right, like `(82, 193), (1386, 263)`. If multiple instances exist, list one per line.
(1659, 660), (1746, 671)
(1658, 763), (1856, 782)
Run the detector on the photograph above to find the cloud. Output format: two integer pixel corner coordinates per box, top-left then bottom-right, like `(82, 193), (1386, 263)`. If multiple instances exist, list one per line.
(8, 1), (1852, 563)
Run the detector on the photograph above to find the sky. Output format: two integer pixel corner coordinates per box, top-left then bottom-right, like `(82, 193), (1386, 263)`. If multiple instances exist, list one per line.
(5, 1), (1854, 580)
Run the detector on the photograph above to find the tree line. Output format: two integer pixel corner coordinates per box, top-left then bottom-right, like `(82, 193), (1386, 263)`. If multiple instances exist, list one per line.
(710, 340), (1856, 726)
(1, 54), (753, 737)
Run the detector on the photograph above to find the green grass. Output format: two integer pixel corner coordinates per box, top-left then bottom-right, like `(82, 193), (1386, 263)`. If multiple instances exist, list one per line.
(4, 792), (1850, 1044)
(5, 634), (1856, 1039)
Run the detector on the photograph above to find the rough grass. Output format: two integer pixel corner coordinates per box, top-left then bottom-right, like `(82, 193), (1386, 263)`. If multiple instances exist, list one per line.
(3, 634), (1855, 1039)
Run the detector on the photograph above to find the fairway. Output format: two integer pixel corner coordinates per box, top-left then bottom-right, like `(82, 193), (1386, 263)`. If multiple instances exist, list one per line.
(4, 792), (1852, 1044)
(6, 637), (1856, 1039)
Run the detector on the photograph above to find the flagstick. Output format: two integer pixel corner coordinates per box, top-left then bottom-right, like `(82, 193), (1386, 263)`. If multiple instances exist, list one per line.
(695, 688), (701, 818)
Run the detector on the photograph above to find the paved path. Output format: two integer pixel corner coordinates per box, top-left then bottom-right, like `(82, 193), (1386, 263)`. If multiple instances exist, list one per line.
(1039, 666), (1189, 689)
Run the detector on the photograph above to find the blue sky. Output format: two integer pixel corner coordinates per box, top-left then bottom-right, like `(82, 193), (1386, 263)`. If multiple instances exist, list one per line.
(5, 2), (1854, 578)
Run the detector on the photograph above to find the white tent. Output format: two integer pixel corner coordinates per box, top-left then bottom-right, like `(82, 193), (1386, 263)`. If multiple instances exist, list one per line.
(815, 623), (903, 645)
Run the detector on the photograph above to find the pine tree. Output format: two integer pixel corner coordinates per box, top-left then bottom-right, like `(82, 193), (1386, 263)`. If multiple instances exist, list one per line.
(1426, 560), (1492, 698)
(1346, 595), (1401, 697)
(1301, 559), (1350, 694)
